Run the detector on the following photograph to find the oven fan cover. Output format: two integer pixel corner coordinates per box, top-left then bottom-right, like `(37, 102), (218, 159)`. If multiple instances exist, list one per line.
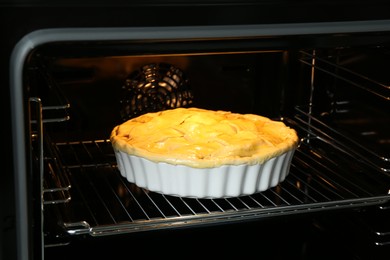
(120, 63), (194, 121)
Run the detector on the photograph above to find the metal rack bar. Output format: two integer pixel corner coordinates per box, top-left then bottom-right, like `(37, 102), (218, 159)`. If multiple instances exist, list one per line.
(293, 148), (365, 198)
(293, 107), (389, 174)
(43, 142), (71, 204)
(115, 173), (149, 221)
(299, 50), (390, 101)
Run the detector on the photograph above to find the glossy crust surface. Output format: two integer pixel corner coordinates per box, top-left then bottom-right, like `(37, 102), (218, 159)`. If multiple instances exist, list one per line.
(110, 107), (298, 168)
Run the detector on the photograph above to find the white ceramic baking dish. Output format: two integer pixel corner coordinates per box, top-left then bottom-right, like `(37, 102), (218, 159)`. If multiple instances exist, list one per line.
(114, 148), (295, 198)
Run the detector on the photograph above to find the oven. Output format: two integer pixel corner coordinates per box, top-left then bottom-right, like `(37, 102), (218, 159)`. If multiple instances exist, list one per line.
(1, 1), (390, 260)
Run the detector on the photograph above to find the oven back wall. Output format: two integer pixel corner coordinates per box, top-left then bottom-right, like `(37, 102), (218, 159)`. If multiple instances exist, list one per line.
(44, 51), (287, 142)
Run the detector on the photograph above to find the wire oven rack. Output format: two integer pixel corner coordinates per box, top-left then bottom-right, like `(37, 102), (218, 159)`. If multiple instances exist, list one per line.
(44, 133), (389, 237)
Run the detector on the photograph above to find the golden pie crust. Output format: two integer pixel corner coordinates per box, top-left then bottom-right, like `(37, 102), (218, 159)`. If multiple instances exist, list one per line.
(110, 107), (298, 168)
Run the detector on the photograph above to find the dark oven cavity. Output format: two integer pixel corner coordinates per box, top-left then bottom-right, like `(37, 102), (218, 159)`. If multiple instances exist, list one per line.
(25, 38), (390, 257)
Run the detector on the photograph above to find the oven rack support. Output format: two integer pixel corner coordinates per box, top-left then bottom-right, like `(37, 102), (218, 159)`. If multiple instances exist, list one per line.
(298, 50), (390, 174)
(299, 50), (390, 101)
(30, 97), (72, 205)
(293, 107), (389, 175)
(28, 62), (73, 204)
(29, 62), (72, 124)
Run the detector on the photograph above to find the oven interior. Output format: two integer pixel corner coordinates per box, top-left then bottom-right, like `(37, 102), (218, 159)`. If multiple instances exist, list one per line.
(24, 34), (390, 257)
